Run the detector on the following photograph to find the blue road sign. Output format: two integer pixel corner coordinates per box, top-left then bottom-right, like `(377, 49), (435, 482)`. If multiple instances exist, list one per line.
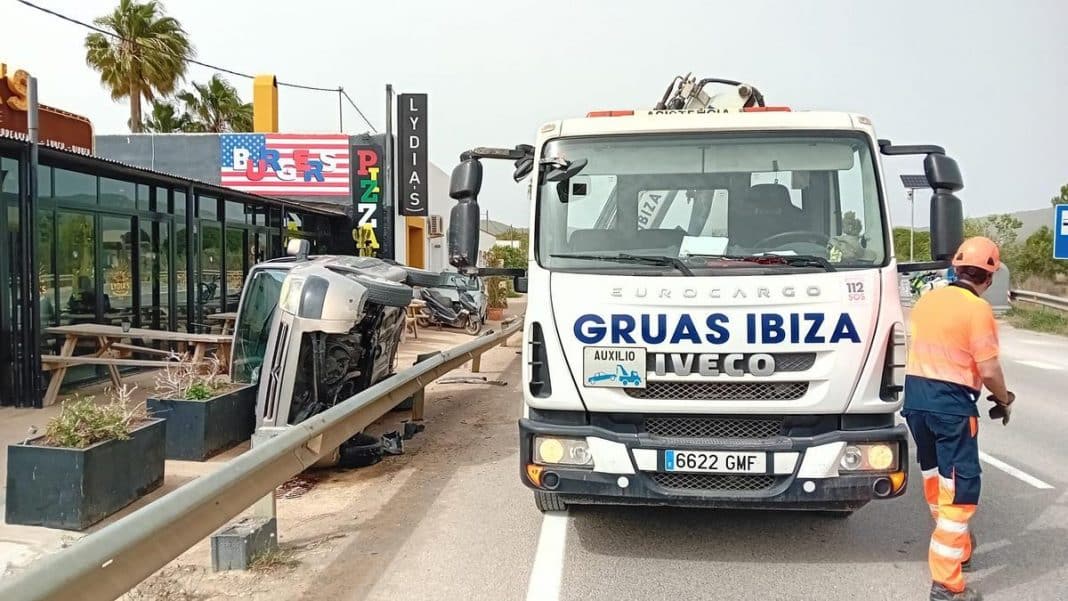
(1056, 205), (1068, 260)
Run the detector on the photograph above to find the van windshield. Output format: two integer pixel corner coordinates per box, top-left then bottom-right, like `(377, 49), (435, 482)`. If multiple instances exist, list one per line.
(231, 267), (287, 384)
(536, 132), (887, 272)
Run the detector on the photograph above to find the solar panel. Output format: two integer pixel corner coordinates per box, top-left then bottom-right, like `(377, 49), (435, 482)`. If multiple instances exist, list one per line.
(899, 174), (930, 189)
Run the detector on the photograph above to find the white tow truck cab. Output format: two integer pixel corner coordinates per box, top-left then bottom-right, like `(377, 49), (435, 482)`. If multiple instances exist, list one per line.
(445, 75), (965, 514)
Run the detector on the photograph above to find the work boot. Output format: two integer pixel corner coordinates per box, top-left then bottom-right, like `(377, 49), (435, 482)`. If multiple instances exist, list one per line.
(930, 582), (982, 601)
(961, 531), (977, 572)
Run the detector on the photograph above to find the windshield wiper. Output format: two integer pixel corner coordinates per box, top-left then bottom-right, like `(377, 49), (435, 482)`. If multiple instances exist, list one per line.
(551, 253), (695, 276)
(689, 254), (836, 272)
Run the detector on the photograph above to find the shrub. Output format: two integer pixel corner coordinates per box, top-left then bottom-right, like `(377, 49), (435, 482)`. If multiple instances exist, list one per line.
(154, 355), (230, 400)
(43, 385), (145, 449)
(486, 276), (509, 309)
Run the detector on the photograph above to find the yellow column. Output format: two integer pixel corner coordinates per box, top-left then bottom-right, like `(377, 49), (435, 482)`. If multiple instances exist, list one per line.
(253, 75), (278, 132)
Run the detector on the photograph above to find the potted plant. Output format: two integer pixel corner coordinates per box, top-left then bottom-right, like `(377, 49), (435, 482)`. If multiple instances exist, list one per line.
(486, 276), (508, 322)
(5, 386), (165, 531)
(147, 357), (257, 461)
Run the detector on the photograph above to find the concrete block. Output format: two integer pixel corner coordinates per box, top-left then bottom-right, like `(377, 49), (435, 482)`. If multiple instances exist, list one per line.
(210, 516), (277, 571)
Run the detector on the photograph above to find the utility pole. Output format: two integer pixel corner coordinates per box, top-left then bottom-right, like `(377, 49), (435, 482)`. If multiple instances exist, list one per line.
(24, 76), (42, 405)
(337, 88), (344, 132)
(382, 84), (395, 260)
(907, 188), (915, 262)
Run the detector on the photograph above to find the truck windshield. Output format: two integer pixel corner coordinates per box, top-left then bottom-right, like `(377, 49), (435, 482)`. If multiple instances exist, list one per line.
(536, 132), (887, 272)
(231, 267), (287, 384)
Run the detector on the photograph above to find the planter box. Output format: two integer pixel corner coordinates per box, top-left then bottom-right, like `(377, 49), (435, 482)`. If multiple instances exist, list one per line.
(5, 418), (166, 531)
(487, 307), (505, 321)
(147, 384), (256, 461)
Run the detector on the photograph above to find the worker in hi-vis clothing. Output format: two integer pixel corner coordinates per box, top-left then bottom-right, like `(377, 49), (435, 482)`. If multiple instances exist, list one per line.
(903, 236), (1015, 601)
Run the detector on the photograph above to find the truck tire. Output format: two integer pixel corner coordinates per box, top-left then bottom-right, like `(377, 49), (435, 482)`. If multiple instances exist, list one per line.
(404, 268), (450, 288)
(815, 509), (855, 518)
(354, 275), (413, 308)
(534, 491), (568, 512)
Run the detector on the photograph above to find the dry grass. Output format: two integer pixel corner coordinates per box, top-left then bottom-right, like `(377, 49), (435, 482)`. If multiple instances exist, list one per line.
(40, 385), (147, 448)
(120, 566), (205, 601)
(1016, 275), (1068, 296)
(248, 547), (300, 573)
(1005, 306), (1068, 336)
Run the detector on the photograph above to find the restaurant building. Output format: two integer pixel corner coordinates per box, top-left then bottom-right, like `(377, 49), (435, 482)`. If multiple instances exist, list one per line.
(0, 65), (348, 408)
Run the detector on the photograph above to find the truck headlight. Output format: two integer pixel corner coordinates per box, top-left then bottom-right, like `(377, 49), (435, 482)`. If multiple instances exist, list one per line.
(839, 443), (898, 472)
(534, 436), (593, 467)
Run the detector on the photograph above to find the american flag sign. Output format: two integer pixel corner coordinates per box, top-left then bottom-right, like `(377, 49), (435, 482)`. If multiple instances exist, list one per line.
(219, 133), (350, 196)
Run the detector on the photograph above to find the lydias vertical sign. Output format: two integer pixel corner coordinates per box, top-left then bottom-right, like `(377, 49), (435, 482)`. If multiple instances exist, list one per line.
(398, 93), (428, 217)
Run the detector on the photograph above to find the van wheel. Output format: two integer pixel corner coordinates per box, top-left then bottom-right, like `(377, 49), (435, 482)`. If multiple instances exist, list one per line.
(534, 491), (568, 512)
(404, 269), (450, 288)
(354, 275), (413, 308)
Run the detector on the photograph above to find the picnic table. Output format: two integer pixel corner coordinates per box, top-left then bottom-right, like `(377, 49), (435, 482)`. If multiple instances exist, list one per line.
(41, 324), (234, 406)
(205, 311), (239, 334)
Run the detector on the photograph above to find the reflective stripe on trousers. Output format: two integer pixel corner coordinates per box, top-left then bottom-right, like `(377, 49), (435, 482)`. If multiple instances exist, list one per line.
(928, 470), (976, 593)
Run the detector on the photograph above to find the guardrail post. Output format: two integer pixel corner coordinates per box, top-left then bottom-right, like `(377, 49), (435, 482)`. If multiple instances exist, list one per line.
(208, 429), (280, 571)
(471, 353), (482, 373)
(410, 352), (438, 422)
(249, 430), (278, 521)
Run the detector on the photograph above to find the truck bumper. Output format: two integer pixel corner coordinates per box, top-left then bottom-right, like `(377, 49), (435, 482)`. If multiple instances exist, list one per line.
(519, 417), (909, 511)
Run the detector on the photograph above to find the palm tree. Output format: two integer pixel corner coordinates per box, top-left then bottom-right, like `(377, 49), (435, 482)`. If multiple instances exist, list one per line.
(142, 99), (192, 132)
(179, 75), (254, 133)
(85, 0), (195, 133)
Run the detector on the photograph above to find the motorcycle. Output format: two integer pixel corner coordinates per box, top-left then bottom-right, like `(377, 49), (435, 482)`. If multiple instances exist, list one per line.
(417, 287), (483, 335)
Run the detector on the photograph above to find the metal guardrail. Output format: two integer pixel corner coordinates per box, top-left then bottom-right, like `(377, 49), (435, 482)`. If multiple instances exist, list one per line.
(0, 319), (524, 601)
(1009, 289), (1068, 312)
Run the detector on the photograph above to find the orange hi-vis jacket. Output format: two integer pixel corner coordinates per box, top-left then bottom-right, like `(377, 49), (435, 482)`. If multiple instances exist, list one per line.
(904, 283), (1000, 417)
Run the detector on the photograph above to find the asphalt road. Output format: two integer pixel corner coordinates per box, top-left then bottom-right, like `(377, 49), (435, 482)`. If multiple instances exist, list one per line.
(335, 323), (1066, 601)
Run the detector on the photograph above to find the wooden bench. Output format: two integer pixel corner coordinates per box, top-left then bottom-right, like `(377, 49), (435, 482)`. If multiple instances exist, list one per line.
(40, 355), (186, 371)
(109, 343), (182, 358)
(42, 324), (233, 406)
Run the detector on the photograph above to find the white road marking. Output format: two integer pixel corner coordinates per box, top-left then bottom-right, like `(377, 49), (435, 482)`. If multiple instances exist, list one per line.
(1017, 339), (1064, 347)
(1014, 359), (1065, 371)
(526, 511), (570, 601)
(979, 451), (1054, 490)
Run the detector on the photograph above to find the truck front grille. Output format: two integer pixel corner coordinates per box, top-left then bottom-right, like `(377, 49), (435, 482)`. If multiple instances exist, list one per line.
(773, 353), (817, 371)
(646, 416), (784, 439)
(626, 381), (808, 401)
(651, 473), (777, 492)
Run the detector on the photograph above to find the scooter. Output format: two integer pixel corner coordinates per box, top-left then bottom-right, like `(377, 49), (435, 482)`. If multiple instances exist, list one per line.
(417, 288), (482, 335)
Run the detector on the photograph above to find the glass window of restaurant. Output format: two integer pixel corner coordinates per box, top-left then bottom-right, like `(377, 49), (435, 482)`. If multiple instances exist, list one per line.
(10, 155), (334, 401)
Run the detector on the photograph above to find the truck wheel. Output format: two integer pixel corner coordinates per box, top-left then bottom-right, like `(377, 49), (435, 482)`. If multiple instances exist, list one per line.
(404, 269), (450, 288)
(354, 275), (413, 308)
(815, 509), (855, 518)
(534, 491), (568, 512)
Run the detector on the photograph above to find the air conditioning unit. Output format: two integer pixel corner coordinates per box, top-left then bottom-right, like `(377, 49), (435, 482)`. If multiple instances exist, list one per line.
(428, 214), (444, 238)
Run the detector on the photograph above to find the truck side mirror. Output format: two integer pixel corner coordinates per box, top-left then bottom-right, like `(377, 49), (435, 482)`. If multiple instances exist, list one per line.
(924, 154), (963, 192)
(514, 276), (528, 294)
(450, 159), (483, 201)
(930, 191), (963, 261)
(448, 159), (483, 270)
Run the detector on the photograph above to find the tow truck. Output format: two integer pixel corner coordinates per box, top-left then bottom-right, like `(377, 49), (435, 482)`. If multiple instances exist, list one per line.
(443, 74), (964, 514)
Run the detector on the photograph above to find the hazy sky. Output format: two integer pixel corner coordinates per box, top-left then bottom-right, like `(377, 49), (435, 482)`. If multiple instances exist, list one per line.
(7, 0), (1067, 229)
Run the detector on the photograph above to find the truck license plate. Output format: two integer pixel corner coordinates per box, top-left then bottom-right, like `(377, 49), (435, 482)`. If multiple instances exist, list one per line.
(664, 450), (766, 474)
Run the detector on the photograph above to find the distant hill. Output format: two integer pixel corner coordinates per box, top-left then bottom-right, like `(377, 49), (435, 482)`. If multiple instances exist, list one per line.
(916, 206), (1056, 238)
(1009, 206), (1056, 238)
(481, 219), (527, 237)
